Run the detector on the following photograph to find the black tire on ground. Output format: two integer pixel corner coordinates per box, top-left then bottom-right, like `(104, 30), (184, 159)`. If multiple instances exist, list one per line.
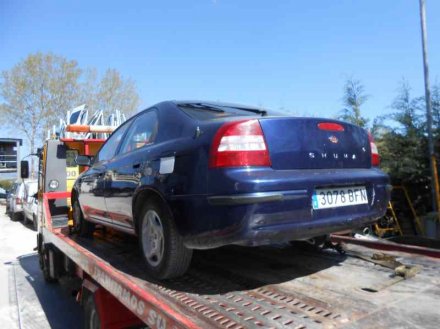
(84, 293), (101, 329)
(32, 214), (38, 231)
(23, 214), (30, 226)
(138, 199), (192, 280)
(73, 200), (95, 238)
(10, 211), (21, 222)
(40, 248), (58, 283)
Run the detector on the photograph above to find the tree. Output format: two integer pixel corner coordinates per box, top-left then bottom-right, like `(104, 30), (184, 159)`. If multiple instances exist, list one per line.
(431, 82), (440, 139)
(83, 69), (140, 118)
(375, 81), (430, 213)
(0, 53), (141, 176)
(0, 53), (82, 172)
(380, 81), (427, 180)
(339, 78), (369, 128)
(390, 80), (424, 136)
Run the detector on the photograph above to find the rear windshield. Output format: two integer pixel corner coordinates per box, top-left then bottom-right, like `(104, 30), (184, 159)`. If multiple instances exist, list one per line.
(178, 103), (284, 121)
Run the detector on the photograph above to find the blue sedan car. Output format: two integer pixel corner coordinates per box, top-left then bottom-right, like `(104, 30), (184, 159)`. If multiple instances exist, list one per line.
(73, 101), (390, 279)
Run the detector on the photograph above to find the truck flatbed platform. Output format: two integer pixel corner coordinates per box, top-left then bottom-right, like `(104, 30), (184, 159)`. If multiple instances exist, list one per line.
(43, 220), (440, 329)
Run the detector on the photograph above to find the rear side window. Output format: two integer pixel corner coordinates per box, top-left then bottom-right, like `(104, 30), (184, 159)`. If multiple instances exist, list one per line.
(96, 121), (131, 162)
(119, 111), (159, 154)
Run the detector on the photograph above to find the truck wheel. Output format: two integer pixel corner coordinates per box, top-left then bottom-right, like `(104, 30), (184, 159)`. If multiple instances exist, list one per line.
(84, 293), (101, 329)
(73, 200), (95, 238)
(23, 214), (30, 226)
(139, 200), (192, 280)
(40, 248), (58, 283)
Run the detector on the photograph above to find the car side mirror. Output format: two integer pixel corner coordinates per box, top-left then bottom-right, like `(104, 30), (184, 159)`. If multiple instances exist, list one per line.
(75, 155), (93, 166)
(33, 193), (38, 199)
(20, 160), (29, 179)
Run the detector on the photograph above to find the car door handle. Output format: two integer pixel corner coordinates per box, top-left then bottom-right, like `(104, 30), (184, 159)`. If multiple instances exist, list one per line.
(133, 162), (141, 169)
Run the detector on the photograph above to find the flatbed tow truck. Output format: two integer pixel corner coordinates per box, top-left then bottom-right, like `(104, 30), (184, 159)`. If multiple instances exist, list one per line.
(31, 127), (440, 329)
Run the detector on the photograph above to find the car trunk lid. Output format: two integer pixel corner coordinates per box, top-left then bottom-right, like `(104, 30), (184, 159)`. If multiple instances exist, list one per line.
(259, 117), (371, 170)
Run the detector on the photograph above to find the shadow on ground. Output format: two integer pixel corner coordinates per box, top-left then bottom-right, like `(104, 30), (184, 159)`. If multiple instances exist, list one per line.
(16, 253), (84, 329)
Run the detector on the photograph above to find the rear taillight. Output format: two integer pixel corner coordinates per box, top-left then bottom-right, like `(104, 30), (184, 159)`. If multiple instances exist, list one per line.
(368, 132), (380, 166)
(209, 120), (271, 168)
(15, 197), (22, 205)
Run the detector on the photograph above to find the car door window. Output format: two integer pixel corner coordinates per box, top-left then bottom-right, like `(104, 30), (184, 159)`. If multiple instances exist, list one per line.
(96, 121), (131, 162)
(119, 111), (159, 154)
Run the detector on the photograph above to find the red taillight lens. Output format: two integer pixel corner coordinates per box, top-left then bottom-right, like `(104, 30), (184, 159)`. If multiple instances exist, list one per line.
(318, 122), (345, 132)
(368, 133), (380, 166)
(15, 197), (22, 205)
(209, 120), (271, 168)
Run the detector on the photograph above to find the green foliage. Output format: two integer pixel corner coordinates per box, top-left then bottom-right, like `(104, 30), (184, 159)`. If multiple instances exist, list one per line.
(378, 81), (428, 182)
(0, 52), (82, 145)
(0, 179), (14, 191)
(80, 68), (140, 118)
(339, 78), (369, 128)
(375, 80), (431, 213)
(0, 52), (141, 153)
(431, 83), (440, 141)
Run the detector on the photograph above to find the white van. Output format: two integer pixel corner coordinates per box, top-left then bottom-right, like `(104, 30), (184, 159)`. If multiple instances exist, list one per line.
(23, 180), (38, 229)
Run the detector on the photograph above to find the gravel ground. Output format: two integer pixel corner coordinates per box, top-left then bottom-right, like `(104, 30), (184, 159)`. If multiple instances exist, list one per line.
(0, 204), (84, 329)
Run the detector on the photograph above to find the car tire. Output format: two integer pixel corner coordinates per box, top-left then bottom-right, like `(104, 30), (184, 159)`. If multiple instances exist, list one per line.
(23, 214), (30, 226)
(11, 211), (20, 222)
(139, 200), (192, 280)
(32, 214), (38, 231)
(73, 200), (95, 238)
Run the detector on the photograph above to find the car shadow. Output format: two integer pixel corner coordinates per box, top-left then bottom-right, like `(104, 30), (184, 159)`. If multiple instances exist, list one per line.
(75, 230), (347, 296)
(16, 253), (84, 329)
(11, 213), (38, 232)
(168, 243), (347, 295)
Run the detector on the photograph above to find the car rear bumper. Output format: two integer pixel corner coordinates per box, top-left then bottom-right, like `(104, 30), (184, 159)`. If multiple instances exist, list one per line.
(172, 168), (390, 249)
(184, 207), (386, 249)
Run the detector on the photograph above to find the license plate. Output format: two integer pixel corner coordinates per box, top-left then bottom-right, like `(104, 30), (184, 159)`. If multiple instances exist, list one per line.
(312, 186), (368, 209)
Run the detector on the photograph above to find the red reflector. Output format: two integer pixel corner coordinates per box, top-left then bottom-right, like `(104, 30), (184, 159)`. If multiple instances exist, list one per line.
(209, 120), (271, 168)
(368, 132), (380, 167)
(318, 122), (345, 132)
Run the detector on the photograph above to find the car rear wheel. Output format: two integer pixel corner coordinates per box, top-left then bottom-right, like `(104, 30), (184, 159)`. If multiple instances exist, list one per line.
(32, 214), (38, 231)
(11, 211), (20, 222)
(73, 200), (95, 238)
(139, 200), (192, 280)
(23, 213), (30, 225)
